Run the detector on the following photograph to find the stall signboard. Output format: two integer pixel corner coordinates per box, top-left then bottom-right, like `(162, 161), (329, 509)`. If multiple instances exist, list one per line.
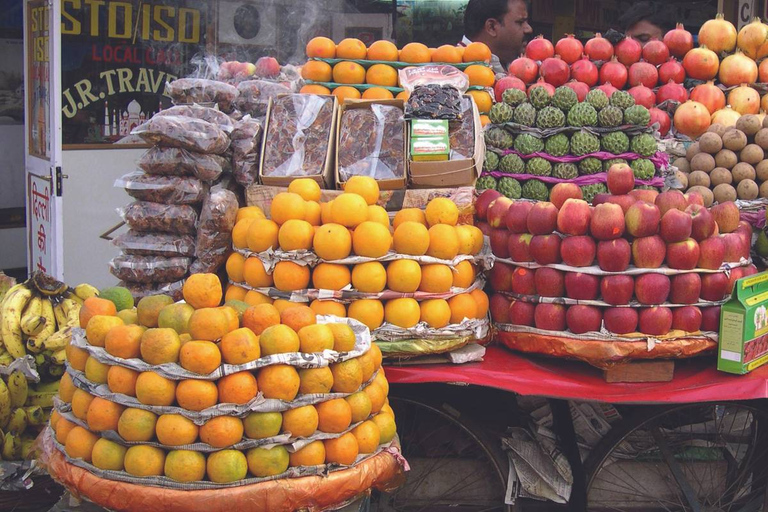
(27, 0), (50, 158)
(60, 0), (209, 146)
(27, 172), (53, 275)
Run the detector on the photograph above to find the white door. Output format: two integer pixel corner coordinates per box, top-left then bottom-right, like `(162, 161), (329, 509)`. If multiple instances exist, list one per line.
(23, 0), (63, 279)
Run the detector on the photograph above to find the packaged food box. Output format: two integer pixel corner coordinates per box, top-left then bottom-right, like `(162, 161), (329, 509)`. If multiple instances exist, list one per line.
(718, 271), (768, 374)
(411, 136), (450, 162)
(410, 119), (449, 138)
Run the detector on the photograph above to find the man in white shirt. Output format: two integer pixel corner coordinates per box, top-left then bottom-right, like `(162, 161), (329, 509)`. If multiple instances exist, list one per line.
(460, 0), (533, 75)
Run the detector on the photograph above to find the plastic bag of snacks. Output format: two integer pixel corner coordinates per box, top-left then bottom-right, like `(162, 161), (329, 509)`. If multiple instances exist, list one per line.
(231, 116), (263, 186)
(190, 188), (238, 274)
(399, 65), (470, 120)
(154, 104), (235, 130)
(235, 80), (291, 118)
(116, 172), (206, 205)
(113, 230), (196, 257)
(165, 78), (238, 112)
(132, 116), (231, 154)
(118, 278), (185, 301)
(121, 201), (199, 235)
(109, 255), (191, 284)
(450, 96), (475, 160)
(137, 147), (230, 182)
(338, 105), (405, 182)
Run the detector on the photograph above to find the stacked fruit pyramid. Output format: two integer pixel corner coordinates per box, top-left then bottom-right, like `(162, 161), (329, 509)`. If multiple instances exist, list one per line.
(226, 177), (491, 358)
(479, 85), (666, 203)
(42, 273), (402, 511)
(480, 163), (756, 367)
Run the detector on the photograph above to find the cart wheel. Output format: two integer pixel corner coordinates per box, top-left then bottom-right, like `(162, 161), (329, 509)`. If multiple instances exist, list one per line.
(584, 401), (768, 512)
(371, 394), (517, 512)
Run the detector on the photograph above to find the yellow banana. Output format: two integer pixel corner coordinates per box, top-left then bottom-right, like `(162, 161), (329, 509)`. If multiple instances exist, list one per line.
(61, 298), (81, 327)
(0, 351), (13, 366)
(20, 435), (36, 459)
(0, 378), (10, 430)
(7, 371), (27, 408)
(31, 380), (60, 394)
(24, 390), (55, 408)
(0, 285), (32, 358)
(24, 405), (44, 426)
(2, 432), (21, 460)
(19, 295), (42, 335)
(20, 315), (46, 337)
(74, 283), (99, 301)
(67, 293), (84, 306)
(51, 349), (67, 366)
(26, 299), (56, 354)
(48, 364), (64, 378)
(7, 408), (27, 434)
(40, 327), (73, 351)
(53, 299), (68, 329)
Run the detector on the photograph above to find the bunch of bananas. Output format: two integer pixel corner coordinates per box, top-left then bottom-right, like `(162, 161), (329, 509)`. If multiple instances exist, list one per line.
(0, 370), (58, 460)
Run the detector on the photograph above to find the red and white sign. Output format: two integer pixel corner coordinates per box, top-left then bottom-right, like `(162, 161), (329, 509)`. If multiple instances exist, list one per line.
(28, 173), (52, 275)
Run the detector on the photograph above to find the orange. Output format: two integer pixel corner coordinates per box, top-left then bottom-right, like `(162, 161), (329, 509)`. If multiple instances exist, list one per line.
(305, 200), (322, 226)
(136, 295), (174, 328)
(369, 343), (383, 372)
(135, 371), (176, 406)
(330, 358), (363, 393)
(298, 324), (335, 352)
(257, 364), (300, 400)
(156, 413), (200, 445)
(393, 222), (429, 256)
(301, 60), (332, 82)
(86, 397), (125, 432)
(91, 438), (127, 471)
(367, 205), (390, 226)
(300, 84), (331, 95)
(331, 193), (369, 228)
(280, 305), (316, 332)
(465, 64), (495, 87)
(225, 285), (248, 302)
(448, 293), (478, 324)
(140, 328), (181, 365)
(351, 262), (387, 293)
(384, 298), (421, 328)
(236, 206), (264, 223)
(156, 303), (195, 335)
(463, 41), (492, 62)
(328, 323), (357, 352)
(232, 218), (255, 249)
(71, 389), (95, 420)
(346, 391), (373, 423)
(270, 192), (307, 225)
(273, 261), (311, 291)
(386, 260), (422, 293)
(219, 305), (240, 332)
(352, 420), (381, 453)
(244, 290), (272, 306)
(367, 40), (398, 61)
(348, 299), (384, 330)
(362, 87), (394, 100)
(220, 328), (261, 365)
(217, 371), (258, 404)
(468, 90), (493, 113)
(117, 408), (157, 442)
(289, 439), (326, 466)
(55, 418), (76, 445)
(453, 260), (477, 289)
(246, 446), (289, 477)
(456, 225), (482, 255)
(282, 405), (319, 437)
(333, 86), (362, 102)
(180, 340), (221, 375)
(470, 288), (490, 318)
(365, 64), (398, 86)
(188, 308), (232, 342)
(419, 264), (453, 293)
(274, 299), (299, 312)
(312, 263), (351, 290)
(66, 344), (89, 372)
(288, 178), (322, 202)
(317, 398), (353, 433)
(247, 218), (279, 253)
(164, 450), (206, 483)
(107, 365), (139, 397)
(373, 369), (388, 395)
(244, 411), (283, 439)
(124, 445), (165, 477)
(278, 219), (315, 251)
(79, 297), (117, 329)
(242, 303), (280, 336)
(425, 197), (459, 226)
(320, 201), (334, 224)
(313, 223), (352, 260)
(310, 299), (347, 317)
(183, 273), (223, 309)
(59, 373), (77, 403)
(306, 36), (336, 59)
(207, 450), (248, 483)
(400, 42), (431, 63)
(480, 114), (491, 126)
(431, 44), (462, 63)
(324, 432), (359, 465)
(344, 176), (380, 206)
(356, 348), (378, 383)
(176, 379), (218, 411)
(393, 208), (427, 229)
(373, 412), (397, 443)
(298, 366), (334, 394)
(84, 356), (110, 384)
(64, 426), (99, 462)
(336, 38), (367, 59)
(420, 299), (451, 328)
(396, 90), (409, 101)
(200, 416), (244, 448)
(333, 61), (366, 84)
(352, 221), (392, 258)
(364, 382), (387, 413)
(85, 315), (124, 347)
(427, 225), (460, 260)
(260, 324), (300, 355)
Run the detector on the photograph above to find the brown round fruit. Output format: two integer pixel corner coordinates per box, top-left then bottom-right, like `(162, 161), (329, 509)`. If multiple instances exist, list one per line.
(697, 132), (723, 154)
(754, 129), (768, 150)
(713, 183), (737, 203)
(674, 170), (688, 190)
(673, 157), (691, 173)
(707, 123), (728, 137)
(760, 181), (768, 198)
(735, 114), (762, 136)
(714, 149), (738, 169)
(686, 142), (701, 161)
(740, 144), (765, 165)
(732, 162), (756, 183)
(687, 170), (711, 188)
(764, 116), (768, 129)
(709, 167), (733, 186)
(737, 179), (759, 200)
(687, 186), (714, 206)
(756, 160), (768, 181)
(689, 153), (716, 173)
(722, 129), (748, 152)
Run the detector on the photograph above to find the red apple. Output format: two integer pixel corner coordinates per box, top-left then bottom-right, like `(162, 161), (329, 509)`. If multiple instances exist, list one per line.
(638, 307), (673, 335)
(535, 267), (565, 297)
(685, 204), (716, 241)
(655, 190), (688, 215)
(549, 183), (583, 209)
(510, 300), (536, 326)
(722, 233), (749, 262)
(490, 294), (512, 323)
(511, 267), (536, 295)
(534, 303), (567, 331)
(530, 234), (562, 265)
(488, 197), (514, 228)
(632, 235), (666, 268)
(666, 238), (700, 270)
(672, 306), (702, 332)
(601, 275), (635, 305)
(659, 208), (692, 243)
(625, 201), (661, 237)
(635, 273), (671, 305)
(685, 191), (705, 206)
(700, 273), (730, 301)
(711, 201), (740, 233)
(564, 272), (600, 300)
(255, 56), (280, 78)
(490, 262), (514, 292)
(560, 236), (596, 267)
(476, 189), (503, 221)
(593, 193), (611, 205)
(629, 189), (659, 204)
(556, 199), (591, 236)
(727, 266), (747, 293)
(744, 264), (759, 276)
(670, 273), (701, 304)
(590, 203), (625, 240)
(476, 221), (492, 237)
(606, 194), (638, 213)
(597, 239), (632, 272)
(607, 163), (635, 195)
(505, 201), (534, 233)
(527, 202), (559, 235)
(566, 305), (603, 334)
(604, 307), (639, 334)
(507, 233), (533, 262)
(701, 306), (721, 331)
(490, 229), (510, 258)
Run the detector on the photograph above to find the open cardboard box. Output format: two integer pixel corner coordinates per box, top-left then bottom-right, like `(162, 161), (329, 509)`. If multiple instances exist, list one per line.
(259, 93), (338, 189)
(335, 98), (407, 191)
(408, 95), (485, 188)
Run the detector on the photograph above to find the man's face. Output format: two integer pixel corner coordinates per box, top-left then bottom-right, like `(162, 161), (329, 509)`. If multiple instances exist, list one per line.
(491, 0), (532, 66)
(626, 20), (664, 46)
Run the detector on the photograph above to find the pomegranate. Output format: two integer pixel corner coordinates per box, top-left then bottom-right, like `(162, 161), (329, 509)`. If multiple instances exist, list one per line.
(711, 105), (741, 127)
(564, 80), (590, 101)
(508, 56), (539, 84)
(570, 55), (599, 86)
(762, 95), (768, 114)
(642, 40), (670, 66)
(525, 35), (555, 61)
(539, 56), (571, 87)
(628, 85), (656, 108)
(555, 34), (583, 64)
(698, 13), (737, 54)
(759, 58), (768, 82)
(599, 57), (628, 89)
(494, 76), (526, 102)
(728, 84), (760, 115)
(674, 100), (711, 139)
(628, 61), (659, 88)
(584, 33), (614, 61)
(682, 46), (720, 80)
(649, 107), (671, 136)
(659, 58), (686, 83)
(596, 82), (618, 98)
(737, 18), (768, 59)
(656, 80), (689, 104)
(527, 78), (556, 96)
(615, 37), (643, 66)
(690, 81), (726, 115)
(718, 50), (758, 87)
(664, 24), (694, 58)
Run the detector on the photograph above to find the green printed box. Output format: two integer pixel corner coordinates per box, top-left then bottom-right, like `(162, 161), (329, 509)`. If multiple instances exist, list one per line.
(718, 271), (768, 374)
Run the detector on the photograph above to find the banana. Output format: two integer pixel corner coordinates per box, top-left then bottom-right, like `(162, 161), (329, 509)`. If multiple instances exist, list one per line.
(47, 364), (64, 378)
(20, 315), (46, 337)
(24, 405), (44, 426)
(51, 349), (67, 366)
(20, 435), (36, 459)
(6, 371), (27, 408)
(53, 298), (68, 329)
(0, 285), (32, 358)
(24, 390), (55, 408)
(31, 380), (60, 393)
(19, 295), (42, 335)
(61, 298), (81, 327)
(74, 283), (99, 301)
(2, 432), (21, 460)
(0, 378), (10, 429)
(0, 351), (13, 366)
(41, 327), (73, 351)
(26, 299), (56, 354)
(7, 408), (27, 434)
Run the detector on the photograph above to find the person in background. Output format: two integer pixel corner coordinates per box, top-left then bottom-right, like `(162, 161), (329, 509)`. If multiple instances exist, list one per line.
(618, 1), (673, 46)
(461, 0), (533, 74)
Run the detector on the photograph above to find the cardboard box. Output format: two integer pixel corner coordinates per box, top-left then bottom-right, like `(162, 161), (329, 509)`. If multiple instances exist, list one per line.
(408, 95), (485, 188)
(718, 271), (768, 374)
(335, 98), (407, 191)
(259, 94), (338, 188)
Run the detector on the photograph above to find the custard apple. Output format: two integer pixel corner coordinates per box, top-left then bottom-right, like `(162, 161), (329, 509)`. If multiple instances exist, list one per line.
(567, 102), (598, 127)
(476, 175), (498, 191)
(552, 86), (578, 111)
(636, 185), (659, 191)
(521, 179), (549, 201)
(624, 105), (651, 126)
(498, 177), (522, 198)
(526, 157), (552, 176)
(570, 131), (600, 156)
(553, 162), (578, 180)
(603, 158), (628, 171)
(610, 90), (635, 110)
(529, 86), (551, 109)
(630, 133), (657, 157)
(598, 105), (624, 127)
(544, 133), (570, 157)
(581, 183), (608, 203)
(579, 157), (602, 175)
(499, 154), (525, 174)
(484, 151), (500, 171)
(485, 127), (514, 150)
(514, 133), (544, 155)
(513, 102), (537, 126)
(536, 106), (566, 129)
(630, 158), (656, 180)
(601, 132), (630, 154)
(489, 102), (514, 124)
(586, 89), (609, 110)
(502, 88), (527, 107)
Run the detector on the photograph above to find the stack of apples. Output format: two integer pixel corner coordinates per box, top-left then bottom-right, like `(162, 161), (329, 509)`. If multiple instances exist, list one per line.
(478, 163), (757, 337)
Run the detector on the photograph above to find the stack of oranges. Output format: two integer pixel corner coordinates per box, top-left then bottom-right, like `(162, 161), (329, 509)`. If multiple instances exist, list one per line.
(226, 177), (490, 334)
(51, 274), (397, 485)
(299, 37), (495, 111)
